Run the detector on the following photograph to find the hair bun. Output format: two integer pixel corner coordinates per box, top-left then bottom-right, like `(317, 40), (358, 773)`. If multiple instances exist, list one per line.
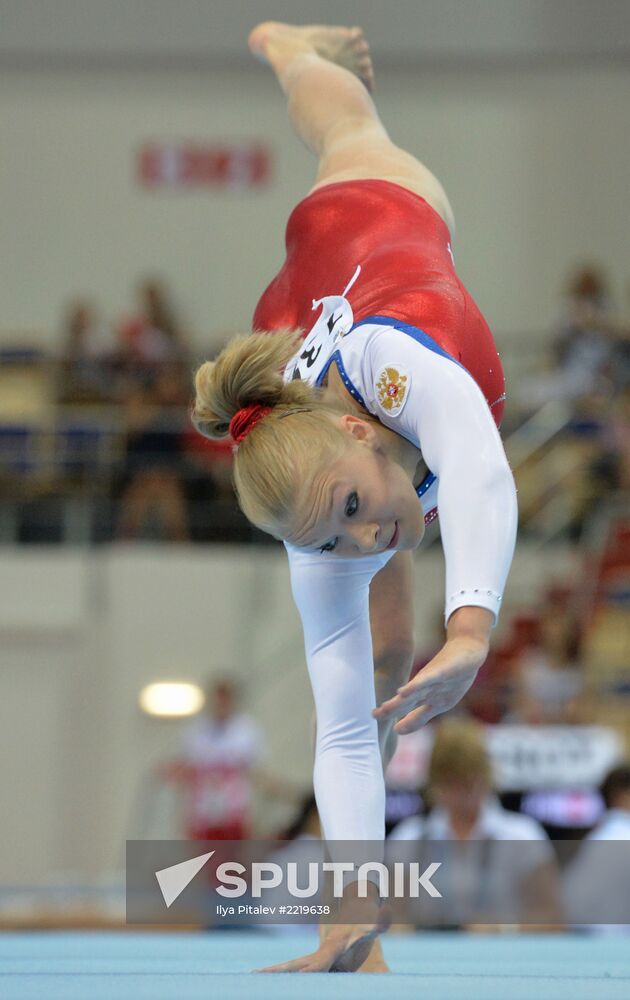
(193, 330), (312, 440)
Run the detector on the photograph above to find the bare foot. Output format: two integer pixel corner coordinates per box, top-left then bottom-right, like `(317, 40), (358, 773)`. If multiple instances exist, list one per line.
(320, 917), (390, 972)
(357, 939), (390, 973)
(256, 902), (391, 973)
(248, 21), (374, 92)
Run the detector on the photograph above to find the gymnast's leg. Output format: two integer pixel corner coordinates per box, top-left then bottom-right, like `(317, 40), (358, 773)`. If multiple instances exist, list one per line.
(248, 21), (455, 232)
(370, 551), (416, 768)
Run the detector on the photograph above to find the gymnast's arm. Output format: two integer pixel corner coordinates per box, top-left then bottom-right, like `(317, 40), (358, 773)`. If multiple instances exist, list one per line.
(364, 326), (517, 624)
(365, 327), (518, 727)
(284, 542), (391, 842)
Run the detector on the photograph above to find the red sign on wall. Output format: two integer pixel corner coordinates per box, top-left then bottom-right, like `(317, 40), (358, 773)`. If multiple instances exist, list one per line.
(138, 142), (272, 189)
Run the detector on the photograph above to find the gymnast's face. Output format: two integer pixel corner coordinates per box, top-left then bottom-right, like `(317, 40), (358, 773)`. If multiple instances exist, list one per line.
(286, 416), (424, 558)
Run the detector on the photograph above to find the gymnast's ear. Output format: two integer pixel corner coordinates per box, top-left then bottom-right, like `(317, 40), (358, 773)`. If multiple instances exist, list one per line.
(339, 413), (378, 446)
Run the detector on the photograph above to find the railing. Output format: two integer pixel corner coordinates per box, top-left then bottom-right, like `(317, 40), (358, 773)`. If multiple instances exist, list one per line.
(0, 403), (259, 544)
(0, 324), (619, 545)
(0, 396), (614, 545)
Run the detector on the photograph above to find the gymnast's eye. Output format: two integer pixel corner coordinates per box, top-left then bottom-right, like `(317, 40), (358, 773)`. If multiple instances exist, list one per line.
(345, 492), (359, 517)
(319, 538), (338, 554)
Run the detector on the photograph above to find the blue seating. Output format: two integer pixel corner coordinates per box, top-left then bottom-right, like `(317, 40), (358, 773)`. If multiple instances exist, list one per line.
(0, 425), (40, 475)
(55, 417), (116, 478)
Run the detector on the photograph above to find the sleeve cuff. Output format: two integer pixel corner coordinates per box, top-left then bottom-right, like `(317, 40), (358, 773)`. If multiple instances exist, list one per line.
(444, 588), (503, 627)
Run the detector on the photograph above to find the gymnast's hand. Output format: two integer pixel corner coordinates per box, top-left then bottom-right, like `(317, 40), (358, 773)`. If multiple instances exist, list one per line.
(373, 606), (493, 733)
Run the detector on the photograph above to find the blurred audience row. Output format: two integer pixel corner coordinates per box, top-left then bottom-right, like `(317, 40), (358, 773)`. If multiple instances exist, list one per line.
(0, 278), (244, 543)
(515, 264), (630, 540)
(58, 280), (189, 405)
(60, 280), (234, 543)
(0, 264), (629, 543)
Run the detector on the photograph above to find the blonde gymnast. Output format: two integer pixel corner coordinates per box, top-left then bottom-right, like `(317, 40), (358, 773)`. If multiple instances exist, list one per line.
(194, 21), (517, 972)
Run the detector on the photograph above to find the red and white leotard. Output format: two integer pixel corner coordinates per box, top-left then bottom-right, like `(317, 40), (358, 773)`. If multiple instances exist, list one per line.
(252, 179), (517, 843)
(254, 179), (506, 423)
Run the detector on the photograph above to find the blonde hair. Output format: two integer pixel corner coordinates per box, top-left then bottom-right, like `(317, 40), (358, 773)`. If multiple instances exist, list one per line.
(427, 719), (493, 793)
(192, 331), (348, 536)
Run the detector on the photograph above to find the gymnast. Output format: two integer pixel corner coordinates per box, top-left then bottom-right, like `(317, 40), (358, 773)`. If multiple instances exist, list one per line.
(193, 21), (517, 972)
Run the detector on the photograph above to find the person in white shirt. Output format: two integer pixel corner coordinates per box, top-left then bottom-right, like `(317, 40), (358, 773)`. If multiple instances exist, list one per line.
(389, 719), (560, 928)
(179, 674), (301, 842)
(586, 766), (630, 840)
(179, 676), (269, 840)
(563, 765), (630, 932)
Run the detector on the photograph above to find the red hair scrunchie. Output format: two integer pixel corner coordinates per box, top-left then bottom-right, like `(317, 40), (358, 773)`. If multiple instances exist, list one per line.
(229, 404), (273, 445)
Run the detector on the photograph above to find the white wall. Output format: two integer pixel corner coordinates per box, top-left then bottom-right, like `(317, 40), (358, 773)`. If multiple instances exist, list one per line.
(3, 0), (629, 64)
(0, 541), (578, 885)
(2, 61), (629, 354)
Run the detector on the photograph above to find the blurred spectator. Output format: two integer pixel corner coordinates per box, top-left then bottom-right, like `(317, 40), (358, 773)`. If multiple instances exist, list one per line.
(519, 263), (617, 409)
(176, 676), (297, 840)
(389, 719), (551, 844)
(388, 719), (561, 928)
(553, 265), (614, 392)
(181, 425), (233, 494)
(57, 299), (115, 403)
(563, 765), (630, 932)
(181, 424), (237, 541)
(588, 386), (630, 497)
(508, 605), (584, 725)
(595, 765), (630, 838)
(116, 367), (190, 541)
(116, 278), (189, 389)
(178, 676), (269, 840)
(608, 278), (630, 392)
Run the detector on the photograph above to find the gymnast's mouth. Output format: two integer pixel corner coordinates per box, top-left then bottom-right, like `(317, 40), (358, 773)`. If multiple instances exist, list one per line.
(385, 522), (399, 550)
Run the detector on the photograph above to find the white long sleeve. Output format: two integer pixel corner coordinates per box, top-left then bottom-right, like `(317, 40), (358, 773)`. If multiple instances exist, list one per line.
(359, 325), (517, 624)
(285, 542), (391, 842)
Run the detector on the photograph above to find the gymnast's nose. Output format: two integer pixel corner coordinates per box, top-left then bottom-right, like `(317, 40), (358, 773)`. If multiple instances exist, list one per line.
(348, 521), (380, 553)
